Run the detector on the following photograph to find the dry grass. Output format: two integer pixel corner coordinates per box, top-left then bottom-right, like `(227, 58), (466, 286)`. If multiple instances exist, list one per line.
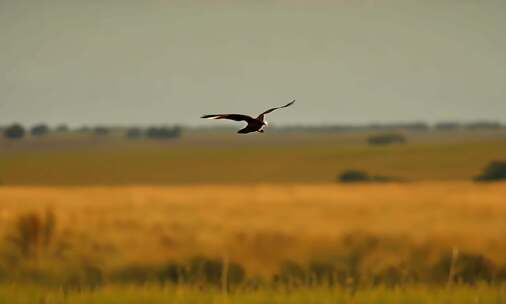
(1, 183), (505, 275)
(1, 284), (504, 304)
(1, 130), (505, 185)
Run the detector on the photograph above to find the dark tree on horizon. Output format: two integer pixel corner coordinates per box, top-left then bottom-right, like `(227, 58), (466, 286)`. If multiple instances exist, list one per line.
(146, 126), (182, 139)
(56, 124), (69, 132)
(126, 127), (143, 139)
(4, 124), (26, 139)
(30, 124), (50, 137)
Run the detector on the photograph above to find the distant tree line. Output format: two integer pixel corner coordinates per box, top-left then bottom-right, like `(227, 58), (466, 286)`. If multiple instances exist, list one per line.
(2, 123), (68, 140)
(127, 126), (182, 140)
(272, 121), (505, 132)
(368, 133), (406, 145)
(91, 125), (182, 139)
(2, 119), (505, 140)
(1, 123), (183, 140)
(30, 124), (50, 136)
(93, 126), (111, 136)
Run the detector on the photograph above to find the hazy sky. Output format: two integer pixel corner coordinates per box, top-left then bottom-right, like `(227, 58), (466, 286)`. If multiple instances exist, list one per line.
(1, 0), (505, 126)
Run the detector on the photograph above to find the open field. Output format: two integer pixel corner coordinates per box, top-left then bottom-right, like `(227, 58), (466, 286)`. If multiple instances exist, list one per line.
(1, 129), (505, 185)
(1, 131), (505, 302)
(1, 183), (505, 283)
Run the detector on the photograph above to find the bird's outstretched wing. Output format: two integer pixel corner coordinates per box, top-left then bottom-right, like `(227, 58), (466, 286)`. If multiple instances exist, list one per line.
(201, 114), (255, 122)
(258, 100), (295, 116)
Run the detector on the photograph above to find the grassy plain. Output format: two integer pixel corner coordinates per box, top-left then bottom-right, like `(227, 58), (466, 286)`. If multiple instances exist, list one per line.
(1, 129), (505, 302)
(0, 129), (505, 185)
(1, 183), (505, 276)
(1, 183), (506, 302)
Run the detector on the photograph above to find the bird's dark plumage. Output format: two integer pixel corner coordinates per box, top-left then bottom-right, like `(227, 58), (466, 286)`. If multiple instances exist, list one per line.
(200, 114), (254, 122)
(259, 100), (296, 116)
(201, 100), (295, 134)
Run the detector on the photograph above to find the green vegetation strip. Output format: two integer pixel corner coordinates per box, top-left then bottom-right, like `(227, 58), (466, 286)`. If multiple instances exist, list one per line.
(0, 285), (504, 304)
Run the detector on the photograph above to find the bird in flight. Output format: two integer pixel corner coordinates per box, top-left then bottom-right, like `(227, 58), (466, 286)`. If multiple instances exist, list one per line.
(201, 100), (295, 134)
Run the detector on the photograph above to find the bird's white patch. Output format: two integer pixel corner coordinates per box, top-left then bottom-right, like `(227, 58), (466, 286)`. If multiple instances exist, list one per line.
(258, 120), (268, 133)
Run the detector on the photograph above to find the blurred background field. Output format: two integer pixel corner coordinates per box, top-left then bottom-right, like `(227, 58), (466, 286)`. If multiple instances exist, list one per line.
(1, 127), (506, 303)
(1, 127), (505, 185)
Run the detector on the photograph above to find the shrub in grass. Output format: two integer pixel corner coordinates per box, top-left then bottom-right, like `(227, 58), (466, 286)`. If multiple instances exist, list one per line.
(158, 262), (186, 283)
(338, 170), (402, 183)
(187, 256), (245, 287)
(432, 251), (494, 284)
(275, 261), (307, 286)
(7, 210), (56, 258)
(308, 260), (337, 285)
(368, 133), (406, 145)
(474, 161), (506, 181)
(110, 264), (160, 284)
(62, 263), (103, 290)
(339, 170), (370, 182)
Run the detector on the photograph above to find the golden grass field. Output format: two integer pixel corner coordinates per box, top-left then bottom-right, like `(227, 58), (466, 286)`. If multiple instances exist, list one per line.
(1, 183), (506, 303)
(1, 183), (505, 274)
(1, 130), (505, 303)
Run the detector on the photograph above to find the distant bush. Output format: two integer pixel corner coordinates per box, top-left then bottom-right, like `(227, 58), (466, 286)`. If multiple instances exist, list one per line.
(435, 122), (461, 130)
(94, 126), (110, 136)
(432, 250), (494, 284)
(367, 133), (406, 145)
(110, 264), (161, 284)
(308, 260), (339, 285)
(188, 256), (245, 287)
(126, 127), (143, 139)
(274, 261), (307, 286)
(30, 124), (50, 137)
(271, 234), (503, 287)
(3, 124), (25, 139)
(158, 262), (186, 284)
(146, 126), (182, 140)
(474, 161), (506, 182)
(338, 170), (402, 183)
(465, 121), (502, 130)
(55, 124), (69, 132)
(77, 126), (91, 133)
(110, 257), (245, 288)
(339, 170), (370, 182)
(7, 210), (56, 258)
(367, 122), (428, 131)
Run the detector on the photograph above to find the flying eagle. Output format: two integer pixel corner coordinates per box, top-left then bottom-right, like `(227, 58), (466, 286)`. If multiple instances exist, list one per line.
(201, 100), (295, 134)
